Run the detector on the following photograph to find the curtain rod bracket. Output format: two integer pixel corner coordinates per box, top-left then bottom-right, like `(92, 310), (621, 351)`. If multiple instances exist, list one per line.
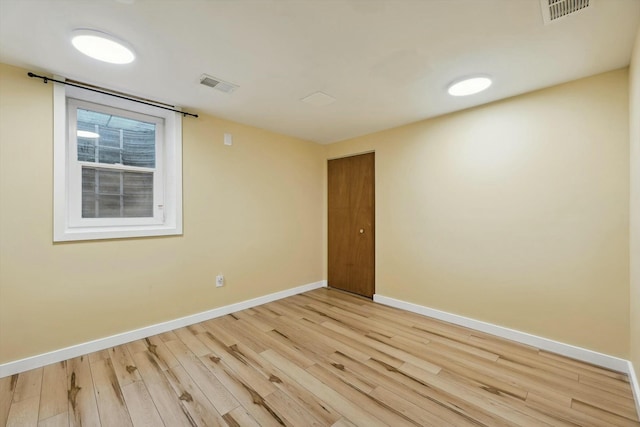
(27, 71), (198, 118)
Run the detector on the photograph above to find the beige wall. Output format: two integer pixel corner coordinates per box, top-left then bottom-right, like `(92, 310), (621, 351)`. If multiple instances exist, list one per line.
(630, 27), (640, 378)
(0, 60), (633, 366)
(0, 63), (324, 364)
(326, 69), (630, 357)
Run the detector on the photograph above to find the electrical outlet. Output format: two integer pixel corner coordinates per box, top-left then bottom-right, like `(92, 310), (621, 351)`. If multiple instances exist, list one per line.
(216, 274), (224, 287)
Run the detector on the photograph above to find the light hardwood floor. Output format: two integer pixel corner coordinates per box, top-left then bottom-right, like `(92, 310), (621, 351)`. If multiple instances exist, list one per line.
(1, 288), (639, 426)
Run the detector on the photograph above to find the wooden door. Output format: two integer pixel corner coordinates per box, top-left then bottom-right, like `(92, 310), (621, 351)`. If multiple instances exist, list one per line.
(328, 152), (375, 298)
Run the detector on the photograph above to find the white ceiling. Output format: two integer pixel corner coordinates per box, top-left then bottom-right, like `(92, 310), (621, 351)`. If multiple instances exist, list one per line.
(1, 0), (639, 144)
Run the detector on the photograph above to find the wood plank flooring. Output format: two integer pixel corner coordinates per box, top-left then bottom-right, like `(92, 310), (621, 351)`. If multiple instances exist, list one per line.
(1, 288), (638, 426)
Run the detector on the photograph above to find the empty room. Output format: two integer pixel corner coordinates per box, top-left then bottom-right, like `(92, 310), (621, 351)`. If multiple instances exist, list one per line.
(1, 0), (639, 425)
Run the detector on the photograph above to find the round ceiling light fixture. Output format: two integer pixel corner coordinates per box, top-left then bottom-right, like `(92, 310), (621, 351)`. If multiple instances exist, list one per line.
(447, 76), (492, 97)
(71, 29), (135, 64)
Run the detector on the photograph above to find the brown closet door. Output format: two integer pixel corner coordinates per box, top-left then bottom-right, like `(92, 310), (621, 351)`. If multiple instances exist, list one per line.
(328, 152), (375, 298)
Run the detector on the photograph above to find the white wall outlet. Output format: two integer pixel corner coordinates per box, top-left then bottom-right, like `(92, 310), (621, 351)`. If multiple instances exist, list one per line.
(216, 274), (224, 287)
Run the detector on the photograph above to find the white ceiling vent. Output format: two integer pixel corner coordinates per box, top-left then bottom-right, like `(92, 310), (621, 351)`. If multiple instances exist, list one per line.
(540, 0), (590, 24)
(200, 74), (238, 94)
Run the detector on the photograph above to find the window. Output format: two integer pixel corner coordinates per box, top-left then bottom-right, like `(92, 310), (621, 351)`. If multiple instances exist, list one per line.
(54, 80), (182, 241)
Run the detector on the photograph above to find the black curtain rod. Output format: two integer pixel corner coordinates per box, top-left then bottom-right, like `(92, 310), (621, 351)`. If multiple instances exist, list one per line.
(27, 72), (198, 118)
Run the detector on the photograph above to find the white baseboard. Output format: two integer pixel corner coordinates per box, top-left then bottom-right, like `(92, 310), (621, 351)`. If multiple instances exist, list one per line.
(629, 361), (640, 420)
(375, 293), (640, 417)
(373, 294), (630, 373)
(0, 280), (327, 378)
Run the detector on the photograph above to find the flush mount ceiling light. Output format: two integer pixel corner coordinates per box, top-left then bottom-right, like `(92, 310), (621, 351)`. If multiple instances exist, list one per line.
(447, 76), (492, 97)
(77, 130), (100, 138)
(71, 29), (135, 64)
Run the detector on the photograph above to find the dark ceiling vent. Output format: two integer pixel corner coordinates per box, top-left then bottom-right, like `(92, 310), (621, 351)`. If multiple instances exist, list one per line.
(541, 0), (590, 24)
(199, 74), (238, 94)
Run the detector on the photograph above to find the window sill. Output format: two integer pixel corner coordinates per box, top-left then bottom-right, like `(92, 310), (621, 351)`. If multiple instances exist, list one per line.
(54, 224), (182, 242)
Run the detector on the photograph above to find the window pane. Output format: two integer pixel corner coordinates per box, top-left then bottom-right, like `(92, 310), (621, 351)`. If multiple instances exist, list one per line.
(82, 168), (153, 218)
(123, 172), (154, 217)
(77, 108), (156, 167)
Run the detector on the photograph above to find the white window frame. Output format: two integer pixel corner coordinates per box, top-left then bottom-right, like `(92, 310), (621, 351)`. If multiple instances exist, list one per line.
(54, 79), (183, 241)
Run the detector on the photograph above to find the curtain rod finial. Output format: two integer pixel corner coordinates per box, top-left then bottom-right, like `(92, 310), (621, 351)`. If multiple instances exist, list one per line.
(27, 72), (48, 84)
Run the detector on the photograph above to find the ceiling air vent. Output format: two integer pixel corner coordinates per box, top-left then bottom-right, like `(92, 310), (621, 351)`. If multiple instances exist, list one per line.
(540, 0), (590, 24)
(199, 74), (238, 94)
